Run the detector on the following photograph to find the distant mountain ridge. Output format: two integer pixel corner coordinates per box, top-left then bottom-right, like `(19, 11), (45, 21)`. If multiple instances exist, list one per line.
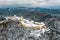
(0, 7), (60, 16)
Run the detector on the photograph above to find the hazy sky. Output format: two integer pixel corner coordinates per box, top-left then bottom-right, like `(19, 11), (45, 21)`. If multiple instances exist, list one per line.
(0, 0), (60, 8)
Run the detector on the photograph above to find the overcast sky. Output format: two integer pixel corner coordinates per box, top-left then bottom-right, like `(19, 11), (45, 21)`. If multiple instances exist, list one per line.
(0, 0), (60, 8)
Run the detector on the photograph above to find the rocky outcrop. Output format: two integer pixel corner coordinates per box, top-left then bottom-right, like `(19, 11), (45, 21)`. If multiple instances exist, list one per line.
(0, 15), (50, 40)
